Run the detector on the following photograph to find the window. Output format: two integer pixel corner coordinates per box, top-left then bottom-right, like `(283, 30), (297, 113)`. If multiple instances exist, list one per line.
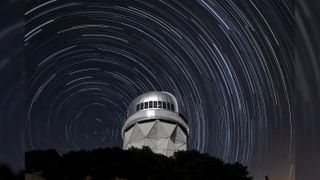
(163, 102), (167, 109)
(137, 101), (175, 111)
(154, 101), (157, 108)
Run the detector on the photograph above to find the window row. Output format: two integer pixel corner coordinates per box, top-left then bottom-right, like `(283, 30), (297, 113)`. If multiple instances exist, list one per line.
(136, 101), (175, 112)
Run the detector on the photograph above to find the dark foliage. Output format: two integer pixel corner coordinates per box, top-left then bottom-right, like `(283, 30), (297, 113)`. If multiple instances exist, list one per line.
(25, 147), (252, 180)
(0, 164), (23, 180)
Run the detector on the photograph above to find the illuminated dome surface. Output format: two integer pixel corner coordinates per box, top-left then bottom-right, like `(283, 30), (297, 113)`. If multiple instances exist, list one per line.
(126, 91), (179, 117)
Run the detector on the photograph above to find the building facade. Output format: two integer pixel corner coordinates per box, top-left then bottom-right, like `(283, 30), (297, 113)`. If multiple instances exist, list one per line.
(122, 91), (189, 156)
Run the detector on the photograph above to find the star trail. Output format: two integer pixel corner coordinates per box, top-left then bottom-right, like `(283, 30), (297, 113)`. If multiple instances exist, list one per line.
(24, 0), (294, 179)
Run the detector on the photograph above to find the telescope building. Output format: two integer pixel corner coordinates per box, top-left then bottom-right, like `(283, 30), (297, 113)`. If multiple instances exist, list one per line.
(121, 91), (189, 156)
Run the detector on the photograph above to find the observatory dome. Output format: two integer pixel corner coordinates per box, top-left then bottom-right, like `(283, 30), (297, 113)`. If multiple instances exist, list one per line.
(126, 91), (179, 117)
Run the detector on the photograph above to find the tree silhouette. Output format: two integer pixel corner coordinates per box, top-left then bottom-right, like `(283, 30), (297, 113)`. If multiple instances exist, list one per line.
(0, 164), (14, 180)
(26, 147), (252, 180)
(0, 164), (23, 180)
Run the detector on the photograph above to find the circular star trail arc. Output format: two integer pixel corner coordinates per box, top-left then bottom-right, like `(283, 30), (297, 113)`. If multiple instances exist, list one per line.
(25, 0), (294, 179)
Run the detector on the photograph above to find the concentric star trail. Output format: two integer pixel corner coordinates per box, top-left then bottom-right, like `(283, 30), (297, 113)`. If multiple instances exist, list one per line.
(25, 0), (294, 179)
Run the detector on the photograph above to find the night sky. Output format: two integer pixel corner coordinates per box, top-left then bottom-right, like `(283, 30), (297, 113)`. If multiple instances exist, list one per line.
(0, 0), (25, 174)
(24, 0), (294, 179)
(296, 0), (320, 179)
(0, 0), (300, 179)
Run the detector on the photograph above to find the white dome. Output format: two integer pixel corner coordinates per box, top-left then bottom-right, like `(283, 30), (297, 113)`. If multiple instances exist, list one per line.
(126, 91), (179, 117)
